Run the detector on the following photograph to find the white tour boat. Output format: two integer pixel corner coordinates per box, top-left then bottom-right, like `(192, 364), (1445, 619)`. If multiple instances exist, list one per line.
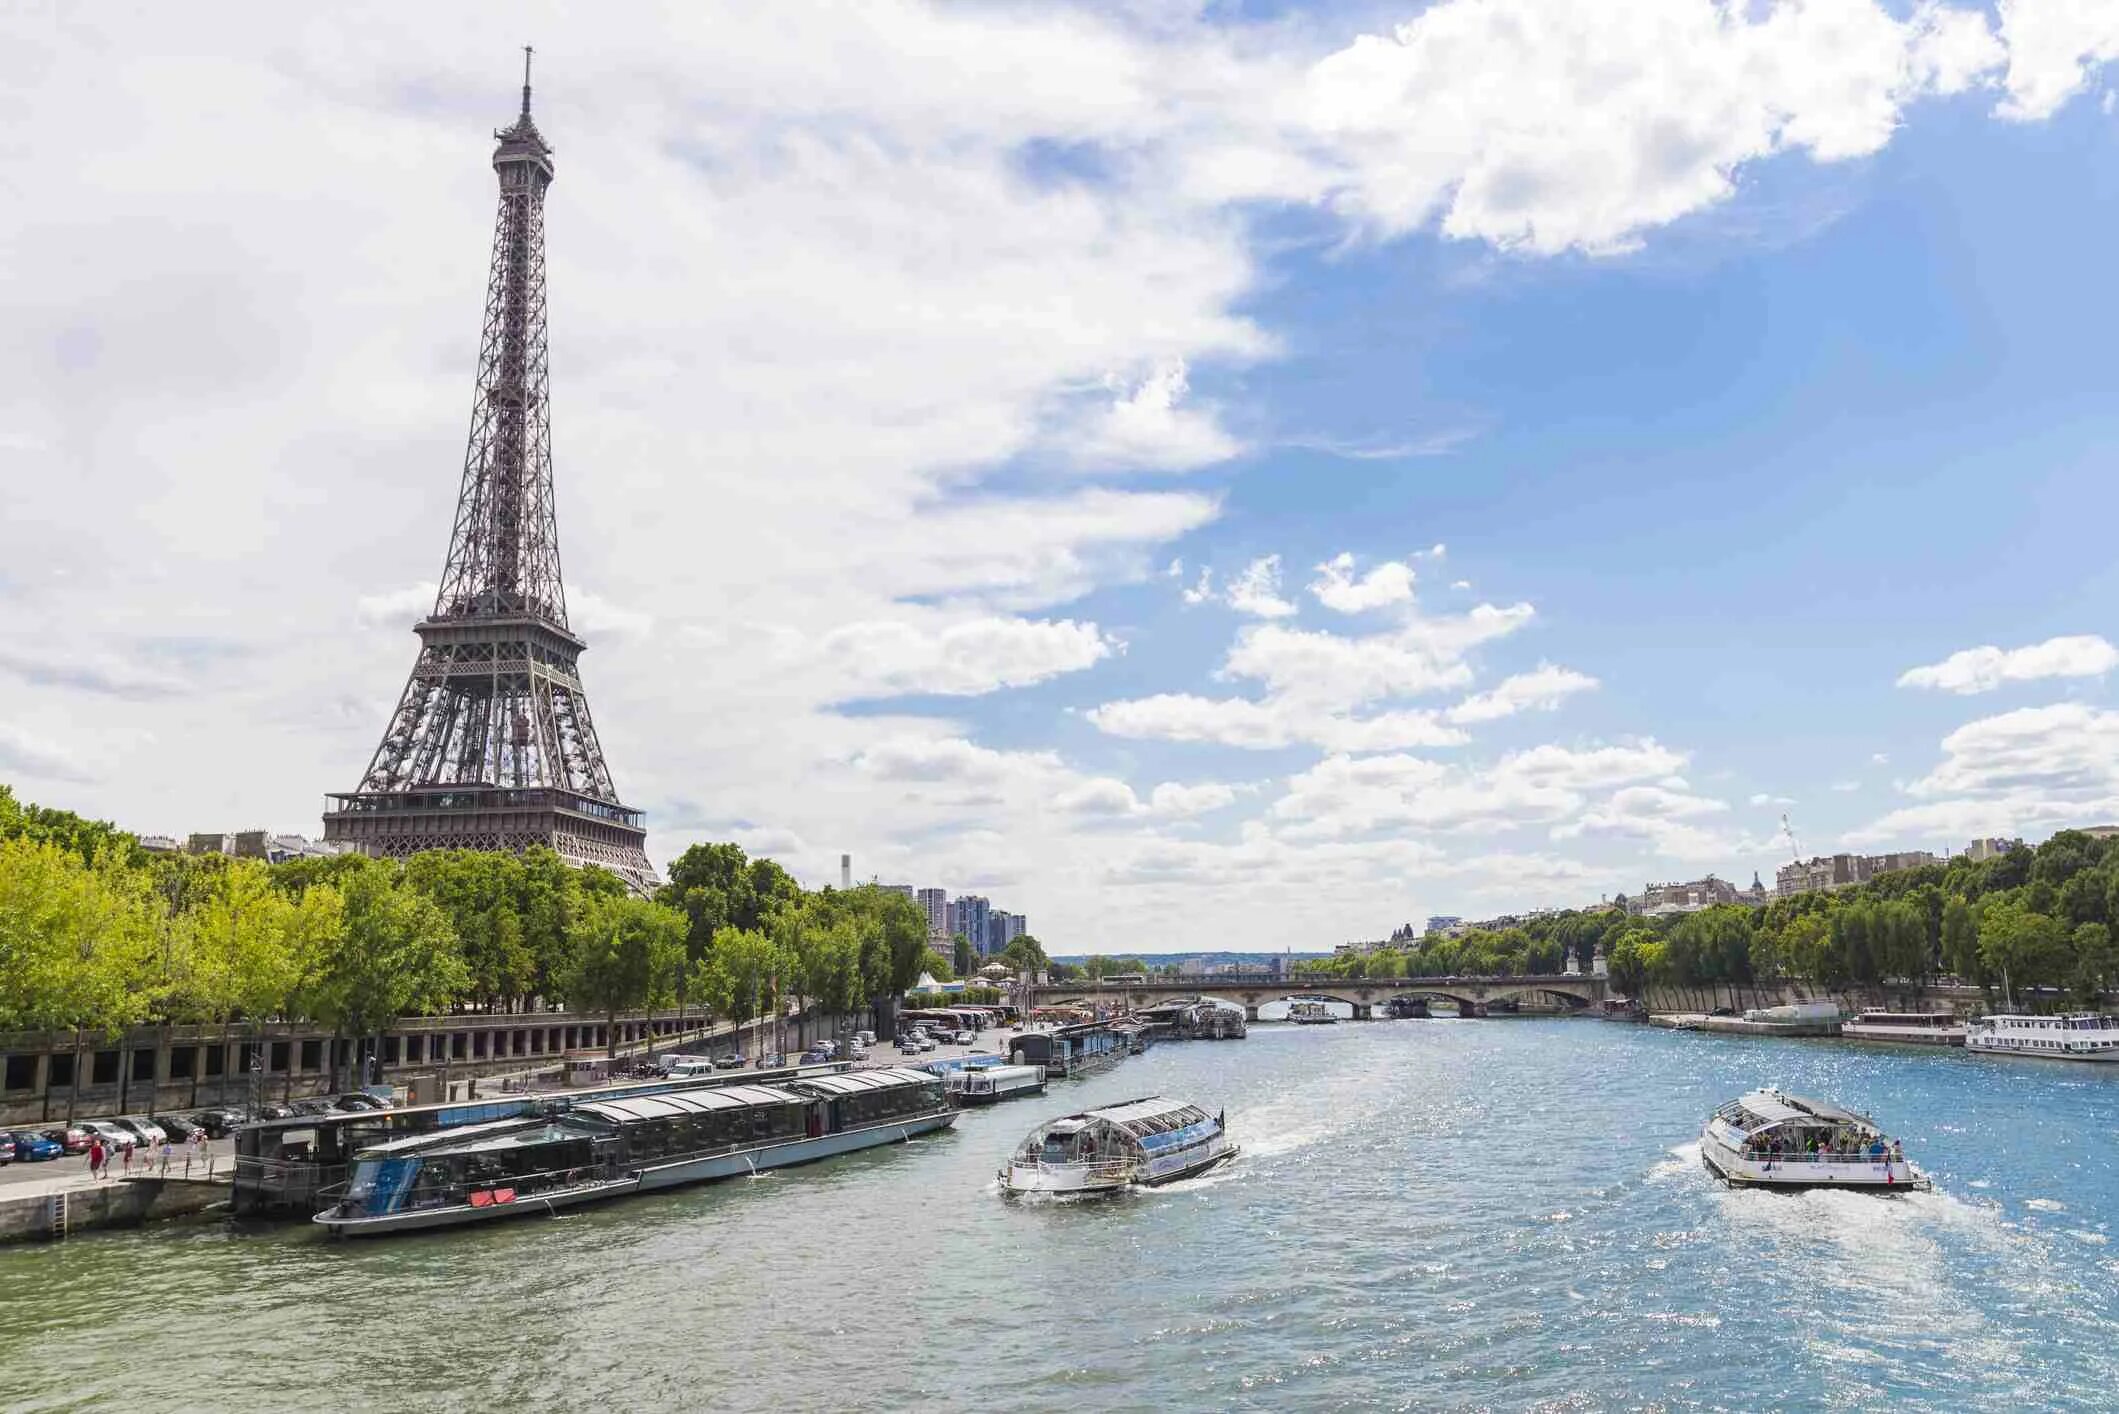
(1700, 1089), (1928, 1193)
(1001, 1096), (1235, 1195)
(1287, 1001), (1339, 1025)
(948, 1064), (1047, 1105)
(1966, 1013), (2119, 1062)
(1839, 1010), (1966, 1046)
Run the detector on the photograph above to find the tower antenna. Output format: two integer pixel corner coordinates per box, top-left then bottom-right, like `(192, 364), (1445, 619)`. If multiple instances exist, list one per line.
(521, 45), (534, 118)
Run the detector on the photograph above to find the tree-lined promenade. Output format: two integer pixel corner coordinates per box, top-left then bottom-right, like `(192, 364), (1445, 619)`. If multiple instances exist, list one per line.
(1294, 829), (2119, 1006)
(0, 786), (933, 1075)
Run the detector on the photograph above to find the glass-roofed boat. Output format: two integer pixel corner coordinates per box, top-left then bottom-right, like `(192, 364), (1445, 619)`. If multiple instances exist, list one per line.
(1001, 1095), (1235, 1195)
(314, 1067), (953, 1236)
(1700, 1088), (1929, 1193)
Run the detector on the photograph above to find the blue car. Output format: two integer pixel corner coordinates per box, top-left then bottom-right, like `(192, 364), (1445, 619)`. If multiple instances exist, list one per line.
(5, 1130), (63, 1162)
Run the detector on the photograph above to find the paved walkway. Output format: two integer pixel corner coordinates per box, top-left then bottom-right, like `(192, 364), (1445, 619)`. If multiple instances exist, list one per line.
(0, 1138), (234, 1199)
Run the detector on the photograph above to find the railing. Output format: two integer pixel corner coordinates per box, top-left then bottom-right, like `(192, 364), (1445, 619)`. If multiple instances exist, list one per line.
(1008, 1155), (1137, 1184)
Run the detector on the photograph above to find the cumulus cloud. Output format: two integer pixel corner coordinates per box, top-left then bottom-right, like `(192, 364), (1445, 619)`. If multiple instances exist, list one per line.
(1053, 777), (1242, 820)
(1084, 693), (1467, 752)
(1851, 702), (2119, 845)
(1552, 783), (1733, 861)
(1064, 358), (1243, 472)
(1310, 552), (1416, 613)
(1996, 0), (2119, 120)
(1896, 634), (2119, 693)
(1225, 555), (1299, 619)
(1444, 664), (1598, 724)
(815, 616), (1116, 699)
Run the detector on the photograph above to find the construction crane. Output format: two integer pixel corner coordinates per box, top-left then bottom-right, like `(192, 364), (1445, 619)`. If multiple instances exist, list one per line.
(1780, 812), (1800, 863)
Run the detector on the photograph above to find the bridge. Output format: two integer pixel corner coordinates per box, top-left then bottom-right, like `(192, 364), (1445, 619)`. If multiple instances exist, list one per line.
(1028, 972), (1606, 1020)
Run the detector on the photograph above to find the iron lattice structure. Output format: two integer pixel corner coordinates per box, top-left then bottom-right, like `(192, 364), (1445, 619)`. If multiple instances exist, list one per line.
(325, 58), (656, 892)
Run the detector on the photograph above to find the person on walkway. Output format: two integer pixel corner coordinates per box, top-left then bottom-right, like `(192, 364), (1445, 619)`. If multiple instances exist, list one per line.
(184, 1129), (202, 1178)
(157, 1136), (173, 1175)
(87, 1137), (104, 1181)
(119, 1140), (133, 1176)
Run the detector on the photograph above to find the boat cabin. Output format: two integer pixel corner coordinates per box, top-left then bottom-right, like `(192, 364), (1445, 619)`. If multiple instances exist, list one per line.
(1712, 1090), (1892, 1161)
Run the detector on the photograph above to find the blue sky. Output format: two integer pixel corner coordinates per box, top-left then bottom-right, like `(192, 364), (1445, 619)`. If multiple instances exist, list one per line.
(3, 1), (2118, 951)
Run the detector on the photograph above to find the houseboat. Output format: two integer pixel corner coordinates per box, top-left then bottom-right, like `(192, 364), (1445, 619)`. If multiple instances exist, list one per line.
(949, 1064), (1046, 1105)
(1001, 1096), (1235, 1195)
(313, 1067), (953, 1237)
(1966, 1013), (2119, 1062)
(1700, 1089), (1928, 1192)
(1288, 1001), (1339, 1025)
(1840, 1010), (1966, 1046)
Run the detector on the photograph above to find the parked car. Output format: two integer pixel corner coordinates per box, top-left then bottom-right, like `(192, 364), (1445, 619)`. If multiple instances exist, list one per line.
(0, 1140), (12, 1165)
(755, 1053), (785, 1069)
(187, 1108), (243, 1138)
(81, 1120), (138, 1151)
(287, 1098), (341, 1117)
(154, 1113), (204, 1141)
(714, 1053), (744, 1070)
(800, 1048), (831, 1064)
(5, 1130), (65, 1162)
(849, 1042), (868, 1061)
(333, 1094), (383, 1111)
(115, 1117), (169, 1148)
(43, 1125), (91, 1154)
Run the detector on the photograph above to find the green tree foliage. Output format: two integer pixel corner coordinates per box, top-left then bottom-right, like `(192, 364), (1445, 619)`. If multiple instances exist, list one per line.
(997, 934), (1049, 973)
(918, 946), (955, 982)
(1978, 896), (2071, 995)
(298, 859), (468, 1049)
(563, 892), (687, 1053)
(951, 933), (974, 978)
(0, 836), (157, 1032)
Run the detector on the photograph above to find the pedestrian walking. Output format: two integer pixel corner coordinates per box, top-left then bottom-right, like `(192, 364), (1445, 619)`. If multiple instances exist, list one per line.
(120, 1140), (133, 1176)
(158, 1136), (172, 1175)
(87, 1137), (105, 1181)
(184, 1129), (202, 1178)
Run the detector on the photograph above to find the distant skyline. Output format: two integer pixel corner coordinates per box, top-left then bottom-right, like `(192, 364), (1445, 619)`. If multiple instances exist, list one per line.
(4, 3), (2118, 952)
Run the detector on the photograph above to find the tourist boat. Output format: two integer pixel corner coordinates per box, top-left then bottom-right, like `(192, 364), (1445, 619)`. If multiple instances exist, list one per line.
(1700, 1089), (1929, 1192)
(1966, 1013), (2119, 1061)
(314, 1067), (954, 1236)
(1840, 1010), (1966, 1046)
(947, 1064), (1046, 1105)
(1000, 1096), (1235, 1195)
(1287, 1001), (1339, 1025)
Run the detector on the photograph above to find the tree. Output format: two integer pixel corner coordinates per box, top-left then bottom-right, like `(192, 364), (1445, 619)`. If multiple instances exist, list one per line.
(562, 894), (687, 1057)
(694, 926), (785, 1047)
(1941, 896), (1980, 982)
(1979, 896), (2071, 999)
(951, 933), (974, 979)
(0, 835), (156, 1033)
(997, 934), (1049, 974)
(919, 947), (955, 983)
(2070, 922), (2115, 1005)
(298, 859), (467, 1086)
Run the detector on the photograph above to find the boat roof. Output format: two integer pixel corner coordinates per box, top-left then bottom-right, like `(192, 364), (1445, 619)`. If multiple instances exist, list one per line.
(789, 1067), (934, 1096)
(576, 1085), (801, 1124)
(966, 1065), (1042, 1080)
(1083, 1095), (1199, 1126)
(1734, 1090), (1869, 1126)
(352, 1116), (536, 1156)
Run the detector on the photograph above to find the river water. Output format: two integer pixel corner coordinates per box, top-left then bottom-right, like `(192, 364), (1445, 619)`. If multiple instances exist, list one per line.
(4, 1020), (2117, 1412)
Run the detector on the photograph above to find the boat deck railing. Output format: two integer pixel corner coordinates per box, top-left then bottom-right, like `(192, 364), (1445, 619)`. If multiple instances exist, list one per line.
(1010, 1156), (1137, 1184)
(1736, 1148), (1906, 1166)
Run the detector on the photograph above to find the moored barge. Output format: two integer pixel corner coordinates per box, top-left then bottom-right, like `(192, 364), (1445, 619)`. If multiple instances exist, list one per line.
(314, 1067), (953, 1236)
(1966, 1012), (2119, 1062)
(1839, 1010), (1965, 1046)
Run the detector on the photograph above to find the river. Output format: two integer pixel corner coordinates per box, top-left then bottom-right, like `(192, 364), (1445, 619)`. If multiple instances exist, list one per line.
(3, 1019), (2116, 1412)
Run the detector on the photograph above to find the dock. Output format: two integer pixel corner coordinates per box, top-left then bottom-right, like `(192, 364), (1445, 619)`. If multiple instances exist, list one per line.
(1651, 1013), (1843, 1038)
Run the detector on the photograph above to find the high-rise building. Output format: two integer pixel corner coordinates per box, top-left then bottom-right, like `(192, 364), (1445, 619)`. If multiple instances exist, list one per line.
(916, 888), (949, 942)
(952, 895), (992, 955)
(323, 57), (653, 891)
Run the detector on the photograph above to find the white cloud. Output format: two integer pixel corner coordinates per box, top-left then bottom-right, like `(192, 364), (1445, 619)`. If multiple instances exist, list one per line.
(1225, 555), (1298, 619)
(1269, 739), (1688, 841)
(1852, 702), (2119, 846)
(1445, 663), (1598, 724)
(1083, 693), (1467, 752)
(813, 616), (1116, 699)
(1223, 604), (1535, 707)
(1896, 633), (2119, 694)
(1064, 358), (1243, 472)
(1749, 792), (1796, 807)
(1996, 0), (2119, 121)
(1552, 783), (1733, 861)
(1870, 752), (1890, 766)
(1053, 776), (1243, 820)
(0, 722), (98, 784)
(1310, 552), (1416, 613)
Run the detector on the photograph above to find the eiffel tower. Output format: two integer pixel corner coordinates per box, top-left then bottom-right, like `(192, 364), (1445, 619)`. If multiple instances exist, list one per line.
(325, 53), (655, 892)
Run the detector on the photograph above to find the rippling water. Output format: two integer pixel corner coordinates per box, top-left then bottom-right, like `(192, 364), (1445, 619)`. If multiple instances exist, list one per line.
(4, 1020), (2116, 1412)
